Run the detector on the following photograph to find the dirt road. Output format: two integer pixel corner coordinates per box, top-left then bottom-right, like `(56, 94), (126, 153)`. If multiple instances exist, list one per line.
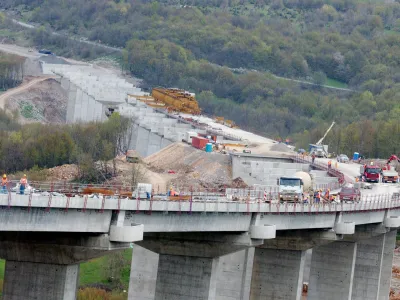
(0, 76), (55, 110)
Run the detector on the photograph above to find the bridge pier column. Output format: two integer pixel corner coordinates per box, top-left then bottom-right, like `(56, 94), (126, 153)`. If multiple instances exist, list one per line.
(134, 232), (266, 300)
(128, 247), (256, 300)
(2, 261), (79, 300)
(352, 230), (396, 300)
(128, 245), (159, 300)
(155, 254), (220, 300)
(250, 248), (305, 300)
(308, 242), (357, 300)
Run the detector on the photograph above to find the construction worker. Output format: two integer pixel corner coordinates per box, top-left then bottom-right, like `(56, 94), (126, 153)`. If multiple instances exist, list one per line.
(1, 174), (8, 194)
(335, 161), (338, 169)
(169, 186), (176, 197)
(325, 189), (330, 201)
(315, 189), (321, 203)
(19, 174), (27, 195)
(328, 160), (332, 169)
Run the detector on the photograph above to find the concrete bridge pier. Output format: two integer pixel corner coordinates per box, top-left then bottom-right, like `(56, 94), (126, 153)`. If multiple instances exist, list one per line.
(308, 224), (398, 300)
(3, 261), (79, 300)
(250, 229), (341, 300)
(351, 227), (397, 300)
(0, 232), (138, 300)
(131, 232), (268, 300)
(308, 241), (357, 300)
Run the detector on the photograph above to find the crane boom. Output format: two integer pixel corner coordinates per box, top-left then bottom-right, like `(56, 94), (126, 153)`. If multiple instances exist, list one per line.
(316, 121), (335, 145)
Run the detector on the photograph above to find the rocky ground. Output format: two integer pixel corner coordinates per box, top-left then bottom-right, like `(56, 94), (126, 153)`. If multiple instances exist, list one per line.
(5, 78), (68, 123)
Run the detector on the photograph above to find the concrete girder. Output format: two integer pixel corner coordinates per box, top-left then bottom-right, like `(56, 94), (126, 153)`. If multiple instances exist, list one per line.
(136, 232), (264, 258)
(257, 229), (342, 251)
(0, 232), (131, 264)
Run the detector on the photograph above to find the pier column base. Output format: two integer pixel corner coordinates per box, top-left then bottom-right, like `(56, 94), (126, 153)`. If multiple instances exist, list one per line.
(3, 261), (79, 300)
(250, 248), (305, 300)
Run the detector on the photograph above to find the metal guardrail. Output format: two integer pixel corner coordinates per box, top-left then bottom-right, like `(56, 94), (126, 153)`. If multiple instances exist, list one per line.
(292, 154), (347, 186)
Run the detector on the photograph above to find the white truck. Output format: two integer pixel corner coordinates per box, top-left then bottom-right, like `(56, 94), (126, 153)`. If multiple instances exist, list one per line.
(381, 166), (399, 183)
(277, 172), (313, 202)
(132, 183), (152, 199)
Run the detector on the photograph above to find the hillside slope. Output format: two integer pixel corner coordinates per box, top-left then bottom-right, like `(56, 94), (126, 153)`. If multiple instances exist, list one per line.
(2, 0), (400, 156)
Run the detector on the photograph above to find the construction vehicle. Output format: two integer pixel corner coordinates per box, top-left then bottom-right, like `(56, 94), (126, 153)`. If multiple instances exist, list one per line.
(381, 155), (400, 183)
(309, 121), (335, 158)
(277, 171), (313, 202)
(360, 164), (381, 182)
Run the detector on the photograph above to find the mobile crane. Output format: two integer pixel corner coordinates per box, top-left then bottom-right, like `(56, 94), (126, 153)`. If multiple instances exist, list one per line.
(309, 121), (335, 158)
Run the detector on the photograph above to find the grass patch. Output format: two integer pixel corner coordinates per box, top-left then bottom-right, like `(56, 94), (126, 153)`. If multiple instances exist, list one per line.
(0, 249), (132, 292)
(19, 101), (43, 120)
(80, 249), (132, 288)
(80, 257), (110, 286)
(325, 78), (348, 88)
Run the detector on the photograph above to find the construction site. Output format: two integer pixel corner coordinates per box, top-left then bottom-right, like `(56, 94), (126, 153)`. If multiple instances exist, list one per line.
(2, 43), (400, 300)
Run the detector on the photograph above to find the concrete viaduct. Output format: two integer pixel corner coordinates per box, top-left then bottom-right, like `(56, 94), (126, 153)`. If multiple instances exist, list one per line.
(0, 191), (398, 300)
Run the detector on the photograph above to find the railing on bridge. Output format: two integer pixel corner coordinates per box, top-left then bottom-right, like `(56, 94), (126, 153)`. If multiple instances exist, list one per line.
(292, 154), (350, 185)
(1, 190), (399, 216)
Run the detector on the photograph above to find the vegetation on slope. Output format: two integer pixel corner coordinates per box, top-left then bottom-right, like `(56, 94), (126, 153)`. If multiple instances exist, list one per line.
(0, 111), (132, 180)
(0, 51), (24, 91)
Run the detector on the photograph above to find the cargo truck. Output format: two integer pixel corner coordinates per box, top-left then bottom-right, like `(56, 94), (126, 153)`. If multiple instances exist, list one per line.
(360, 165), (381, 182)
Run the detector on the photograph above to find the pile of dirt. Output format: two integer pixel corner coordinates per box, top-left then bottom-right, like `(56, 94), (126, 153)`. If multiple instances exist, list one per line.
(270, 143), (294, 153)
(394, 266), (400, 279)
(145, 142), (231, 189)
(231, 177), (248, 188)
(7, 78), (68, 123)
(46, 164), (78, 181)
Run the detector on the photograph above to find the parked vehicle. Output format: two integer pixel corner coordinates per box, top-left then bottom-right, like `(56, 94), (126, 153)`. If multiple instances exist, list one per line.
(360, 165), (381, 182)
(38, 49), (52, 55)
(338, 187), (361, 202)
(381, 155), (400, 183)
(337, 154), (349, 163)
(381, 168), (398, 183)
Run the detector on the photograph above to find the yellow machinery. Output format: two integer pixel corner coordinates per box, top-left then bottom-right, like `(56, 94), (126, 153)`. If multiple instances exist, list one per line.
(127, 94), (166, 109)
(152, 88), (201, 115)
(128, 88), (201, 115)
(214, 116), (238, 128)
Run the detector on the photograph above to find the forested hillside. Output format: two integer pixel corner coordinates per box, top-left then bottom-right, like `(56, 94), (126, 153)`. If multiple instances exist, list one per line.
(0, 111), (131, 182)
(0, 52), (24, 91)
(2, 0), (400, 156)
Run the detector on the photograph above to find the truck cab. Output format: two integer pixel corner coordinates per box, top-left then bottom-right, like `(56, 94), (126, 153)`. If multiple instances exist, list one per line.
(360, 165), (381, 182)
(277, 177), (303, 202)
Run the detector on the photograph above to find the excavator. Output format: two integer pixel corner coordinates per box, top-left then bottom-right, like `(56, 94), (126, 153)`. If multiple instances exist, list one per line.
(309, 121), (335, 158)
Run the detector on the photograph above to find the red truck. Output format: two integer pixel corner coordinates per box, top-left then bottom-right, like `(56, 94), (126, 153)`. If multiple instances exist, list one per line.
(360, 165), (381, 182)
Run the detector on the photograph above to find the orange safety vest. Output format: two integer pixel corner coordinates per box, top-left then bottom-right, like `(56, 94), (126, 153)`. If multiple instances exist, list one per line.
(20, 178), (27, 186)
(1, 178), (7, 186)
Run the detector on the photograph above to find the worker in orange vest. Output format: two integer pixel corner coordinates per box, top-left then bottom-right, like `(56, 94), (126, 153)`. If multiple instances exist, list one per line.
(314, 190), (321, 203)
(1, 174), (8, 194)
(169, 186), (176, 197)
(19, 174), (27, 195)
(325, 189), (330, 200)
(328, 160), (332, 169)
